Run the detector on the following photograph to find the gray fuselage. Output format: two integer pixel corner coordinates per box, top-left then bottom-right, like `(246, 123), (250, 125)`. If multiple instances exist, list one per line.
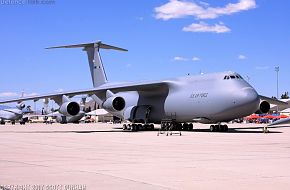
(107, 71), (260, 124)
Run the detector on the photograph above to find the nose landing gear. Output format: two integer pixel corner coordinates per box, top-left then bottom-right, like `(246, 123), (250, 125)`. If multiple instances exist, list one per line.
(210, 124), (228, 132)
(123, 123), (154, 131)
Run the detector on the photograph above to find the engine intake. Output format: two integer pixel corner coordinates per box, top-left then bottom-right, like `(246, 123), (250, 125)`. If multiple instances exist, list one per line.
(256, 101), (270, 114)
(16, 103), (25, 110)
(103, 96), (125, 112)
(59, 101), (80, 116)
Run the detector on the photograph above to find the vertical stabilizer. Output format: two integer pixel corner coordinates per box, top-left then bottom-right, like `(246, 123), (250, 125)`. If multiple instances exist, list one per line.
(84, 43), (107, 87)
(46, 41), (128, 87)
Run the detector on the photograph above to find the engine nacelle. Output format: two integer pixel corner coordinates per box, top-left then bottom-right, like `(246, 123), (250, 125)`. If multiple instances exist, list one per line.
(255, 101), (270, 114)
(16, 103), (25, 110)
(59, 101), (80, 116)
(103, 96), (125, 112)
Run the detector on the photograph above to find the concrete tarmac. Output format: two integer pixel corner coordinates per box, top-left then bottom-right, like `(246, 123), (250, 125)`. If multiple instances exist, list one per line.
(0, 123), (290, 190)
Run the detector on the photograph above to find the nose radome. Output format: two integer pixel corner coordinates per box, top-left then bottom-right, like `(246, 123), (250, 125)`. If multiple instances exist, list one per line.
(241, 87), (259, 104)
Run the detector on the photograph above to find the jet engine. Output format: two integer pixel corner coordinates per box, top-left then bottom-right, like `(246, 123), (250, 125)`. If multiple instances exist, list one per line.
(16, 103), (25, 110)
(59, 101), (80, 116)
(102, 96), (125, 112)
(255, 101), (270, 114)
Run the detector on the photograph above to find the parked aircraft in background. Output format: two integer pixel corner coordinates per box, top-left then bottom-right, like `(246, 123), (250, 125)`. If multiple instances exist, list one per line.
(0, 41), (287, 131)
(269, 117), (290, 126)
(0, 103), (32, 125)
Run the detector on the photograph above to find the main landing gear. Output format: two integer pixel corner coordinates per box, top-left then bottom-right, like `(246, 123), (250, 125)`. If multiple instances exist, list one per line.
(209, 124), (228, 132)
(19, 121), (26, 125)
(123, 123), (155, 132)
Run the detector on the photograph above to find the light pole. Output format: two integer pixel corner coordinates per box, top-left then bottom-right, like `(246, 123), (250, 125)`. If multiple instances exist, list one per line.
(275, 66), (279, 113)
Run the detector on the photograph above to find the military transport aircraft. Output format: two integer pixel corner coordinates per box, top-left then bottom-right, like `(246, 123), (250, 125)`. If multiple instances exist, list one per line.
(0, 41), (287, 131)
(0, 103), (32, 125)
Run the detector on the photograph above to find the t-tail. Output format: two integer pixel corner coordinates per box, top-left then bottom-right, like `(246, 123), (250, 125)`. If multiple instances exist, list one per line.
(46, 41), (128, 87)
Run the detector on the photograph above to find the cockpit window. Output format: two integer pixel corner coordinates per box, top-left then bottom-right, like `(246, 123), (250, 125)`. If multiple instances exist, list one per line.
(237, 74), (243, 79)
(223, 75), (230, 80)
(224, 74), (243, 80)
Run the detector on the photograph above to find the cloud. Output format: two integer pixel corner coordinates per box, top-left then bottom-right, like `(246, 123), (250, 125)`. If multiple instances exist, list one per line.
(0, 92), (18, 98)
(173, 56), (200, 61)
(136, 17), (144, 21)
(23, 93), (39, 97)
(55, 88), (64, 93)
(154, 0), (256, 20)
(238, 54), (247, 60)
(173, 56), (189, 61)
(199, 1), (210, 7)
(183, 22), (231, 33)
(0, 92), (39, 98)
(255, 66), (269, 70)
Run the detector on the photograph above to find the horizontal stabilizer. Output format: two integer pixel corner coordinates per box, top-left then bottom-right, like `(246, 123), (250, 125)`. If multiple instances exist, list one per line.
(46, 41), (128, 52)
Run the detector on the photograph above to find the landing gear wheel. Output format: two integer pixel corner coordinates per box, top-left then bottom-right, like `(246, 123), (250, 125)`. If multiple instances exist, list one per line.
(210, 125), (215, 132)
(183, 123), (188, 131)
(188, 123), (193, 131)
(123, 124), (127, 130)
(137, 124), (142, 131)
(219, 125), (224, 132)
(131, 124), (136, 131)
(224, 125), (228, 132)
(210, 124), (229, 132)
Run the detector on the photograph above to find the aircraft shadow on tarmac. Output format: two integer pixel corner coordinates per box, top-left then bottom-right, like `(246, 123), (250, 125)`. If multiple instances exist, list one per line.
(0, 125), (288, 134)
(192, 128), (282, 134)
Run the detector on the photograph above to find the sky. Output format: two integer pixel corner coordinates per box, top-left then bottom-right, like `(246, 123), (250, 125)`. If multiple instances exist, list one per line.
(0, 0), (289, 107)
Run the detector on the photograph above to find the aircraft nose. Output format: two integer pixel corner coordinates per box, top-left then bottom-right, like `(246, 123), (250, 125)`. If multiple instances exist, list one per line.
(240, 87), (259, 105)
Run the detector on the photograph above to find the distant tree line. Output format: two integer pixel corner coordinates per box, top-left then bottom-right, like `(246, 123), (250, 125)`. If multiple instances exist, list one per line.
(281, 92), (289, 99)
(272, 91), (289, 99)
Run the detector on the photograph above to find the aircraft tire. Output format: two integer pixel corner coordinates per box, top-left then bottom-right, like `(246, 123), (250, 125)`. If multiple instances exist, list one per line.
(218, 125), (228, 132)
(224, 125), (228, 132)
(183, 123), (188, 131)
(137, 124), (142, 131)
(131, 124), (136, 131)
(176, 123), (182, 131)
(188, 123), (193, 131)
(127, 124), (132, 131)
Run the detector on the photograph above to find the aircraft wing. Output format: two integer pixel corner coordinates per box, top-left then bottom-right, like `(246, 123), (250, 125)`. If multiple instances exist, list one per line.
(259, 95), (288, 106)
(0, 81), (168, 104)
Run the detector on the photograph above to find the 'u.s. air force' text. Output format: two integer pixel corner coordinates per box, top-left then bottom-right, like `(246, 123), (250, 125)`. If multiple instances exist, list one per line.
(189, 93), (208, 98)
